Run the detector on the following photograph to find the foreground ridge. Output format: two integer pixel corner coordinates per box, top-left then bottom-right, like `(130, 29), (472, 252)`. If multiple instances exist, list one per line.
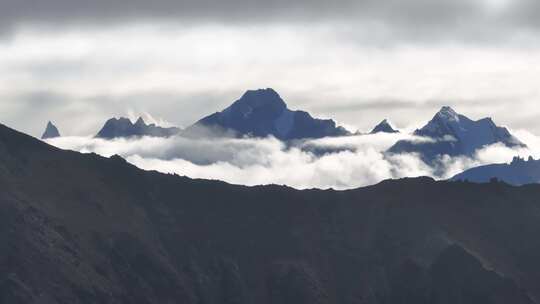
(0, 122), (538, 304)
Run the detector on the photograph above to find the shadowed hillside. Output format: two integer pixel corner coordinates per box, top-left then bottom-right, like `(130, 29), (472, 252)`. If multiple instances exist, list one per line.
(0, 123), (539, 304)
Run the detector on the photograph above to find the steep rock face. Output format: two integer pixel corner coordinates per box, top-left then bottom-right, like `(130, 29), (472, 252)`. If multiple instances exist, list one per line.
(41, 121), (61, 139)
(388, 107), (524, 162)
(0, 123), (538, 304)
(95, 117), (180, 139)
(370, 119), (399, 134)
(185, 89), (350, 140)
(452, 156), (540, 185)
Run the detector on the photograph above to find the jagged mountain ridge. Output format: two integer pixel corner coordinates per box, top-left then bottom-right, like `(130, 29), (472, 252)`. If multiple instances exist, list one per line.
(95, 117), (180, 139)
(452, 156), (540, 185)
(184, 88), (350, 140)
(0, 122), (539, 303)
(41, 121), (61, 139)
(388, 106), (525, 162)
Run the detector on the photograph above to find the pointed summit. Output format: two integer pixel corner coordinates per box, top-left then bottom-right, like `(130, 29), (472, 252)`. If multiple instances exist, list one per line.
(388, 107), (525, 162)
(41, 121), (61, 139)
(221, 88), (287, 120)
(239, 88), (285, 108)
(370, 119), (399, 134)
(435, 106), (459, 122)
(418, 106), (465, 138)
(185, 88), (350, 140)
(134, 117), (146, 126)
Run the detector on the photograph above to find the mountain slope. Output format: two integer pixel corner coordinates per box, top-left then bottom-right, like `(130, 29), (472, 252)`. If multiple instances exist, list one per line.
(41, 121), (61, 139)
(0, 122), (539, 303)
(184, 88), (350, 140)
(388, 106), (525, 162)
(452, 156), (540, 185)
(95, 117), (180, 139)
(370, 119), (399, 134)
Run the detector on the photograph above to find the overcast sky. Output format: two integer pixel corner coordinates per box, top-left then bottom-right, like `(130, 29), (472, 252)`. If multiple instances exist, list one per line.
(1, 0), (540, 136)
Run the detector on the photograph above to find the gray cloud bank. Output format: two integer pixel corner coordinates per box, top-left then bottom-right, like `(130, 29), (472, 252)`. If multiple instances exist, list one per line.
(3, 0), (540, 149)
(45, 129), (540, 189)
(2, 0), (540, 43)
(0, 0), (481, 25)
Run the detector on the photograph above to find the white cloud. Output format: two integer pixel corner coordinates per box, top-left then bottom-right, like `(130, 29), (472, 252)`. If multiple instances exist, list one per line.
(3, 24), (540, 138)
(45, 130), (540, 190)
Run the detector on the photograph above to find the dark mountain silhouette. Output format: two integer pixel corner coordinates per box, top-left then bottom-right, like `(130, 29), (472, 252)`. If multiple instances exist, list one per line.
(95, 117), (180, 139)
(388, 106), (525, 162)
(184, 88), (350, 140)
(1, 122), (539, 303)
(452, 156), (540, 185)
(41, 121), (61, 139)
(370, 119), (399, 134)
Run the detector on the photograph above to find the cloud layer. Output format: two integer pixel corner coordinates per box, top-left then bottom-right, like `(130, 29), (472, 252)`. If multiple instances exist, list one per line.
(2, 0), (540, 142)
(2, 0), (540, 42)
(45, 130), (540, 190)
(3, 25), (540, 138)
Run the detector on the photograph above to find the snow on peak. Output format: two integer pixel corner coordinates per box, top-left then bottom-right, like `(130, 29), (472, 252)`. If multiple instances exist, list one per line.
(436, 106), (460, 122)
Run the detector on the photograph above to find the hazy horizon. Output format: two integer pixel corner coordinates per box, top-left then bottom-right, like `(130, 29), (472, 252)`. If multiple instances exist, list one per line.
(2, 0), (540, 137)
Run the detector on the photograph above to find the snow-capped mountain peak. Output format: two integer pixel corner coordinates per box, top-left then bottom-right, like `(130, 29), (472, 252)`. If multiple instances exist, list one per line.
(388, 107), (526, 161)
(436, 106), (460, 122)
(221, 88), (286, 119)
(186, 88), (350, 140)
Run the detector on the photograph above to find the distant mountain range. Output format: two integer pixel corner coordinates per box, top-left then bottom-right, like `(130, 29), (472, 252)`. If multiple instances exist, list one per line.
(95, 117), (180, 139)
(41, 121), (61, 139)
(91, 88), (350, 141)
(1, 121), (539, 303)
(388, 106), (525, 162)
(49, 90), (530, 170)
(452, 156), (540, 185)
(183, 88), (350, 140)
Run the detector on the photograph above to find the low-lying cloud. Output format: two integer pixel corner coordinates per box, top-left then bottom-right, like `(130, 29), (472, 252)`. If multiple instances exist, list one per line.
(46, 130), (540, 190)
